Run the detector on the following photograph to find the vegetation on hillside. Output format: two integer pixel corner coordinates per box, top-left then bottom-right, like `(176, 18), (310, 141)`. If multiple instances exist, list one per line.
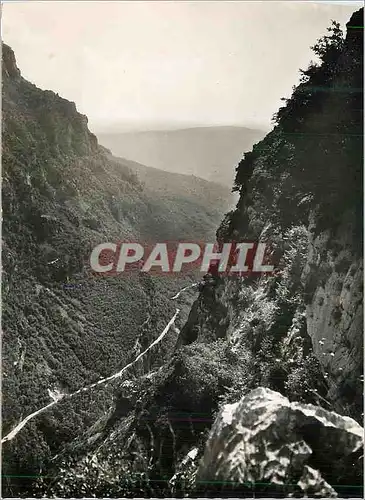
(2, 7), (363, 497)
(1, 43), (231, 497)
(22, 10), (364, 498)
(230, 20), (362, 238)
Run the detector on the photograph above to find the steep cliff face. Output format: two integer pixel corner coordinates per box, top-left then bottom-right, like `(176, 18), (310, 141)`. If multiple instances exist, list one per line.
(303, 213), (363, 416)
(178, 8), (363, 420)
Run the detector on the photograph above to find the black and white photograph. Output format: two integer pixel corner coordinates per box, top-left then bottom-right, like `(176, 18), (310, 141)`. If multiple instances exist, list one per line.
(1, 1), (363, 498)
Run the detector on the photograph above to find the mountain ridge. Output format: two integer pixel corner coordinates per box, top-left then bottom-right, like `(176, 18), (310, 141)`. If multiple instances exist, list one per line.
(1, 41), (232, 497)
(97, 125), (266, 188)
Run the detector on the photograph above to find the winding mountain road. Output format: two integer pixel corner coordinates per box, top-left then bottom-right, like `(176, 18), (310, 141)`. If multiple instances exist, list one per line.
(2, 308), (180, 444)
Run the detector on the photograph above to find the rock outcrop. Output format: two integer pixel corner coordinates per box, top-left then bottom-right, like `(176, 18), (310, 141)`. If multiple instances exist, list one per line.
(197, 387), (364, 497)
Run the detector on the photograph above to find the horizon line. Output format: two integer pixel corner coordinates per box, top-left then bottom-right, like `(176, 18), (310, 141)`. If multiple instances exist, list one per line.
(92, 122), (272, 134)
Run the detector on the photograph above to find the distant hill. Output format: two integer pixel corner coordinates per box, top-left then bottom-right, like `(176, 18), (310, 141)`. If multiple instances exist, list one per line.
(111, 155), (236, 214)
(97, 126), (266, 188)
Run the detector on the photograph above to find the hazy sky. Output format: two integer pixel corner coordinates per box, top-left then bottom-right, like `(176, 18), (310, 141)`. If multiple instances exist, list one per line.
(2, 1), (362, 132)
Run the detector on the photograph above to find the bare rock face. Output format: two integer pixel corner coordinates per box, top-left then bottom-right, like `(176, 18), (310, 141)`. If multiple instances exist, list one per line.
(2, 44), (21, 80)
(197, 387), (363, 497)
(302, 213), (363, 417)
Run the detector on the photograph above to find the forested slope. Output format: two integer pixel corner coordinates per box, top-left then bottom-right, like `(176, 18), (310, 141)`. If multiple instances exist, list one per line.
(1, 42), (232, 496)
(2, 7), (363, 498)
(37, 10), (363, 498)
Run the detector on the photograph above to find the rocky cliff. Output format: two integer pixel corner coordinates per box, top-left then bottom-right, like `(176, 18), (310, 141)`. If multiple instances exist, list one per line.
(3, 7), (363, 498)
(197, 387), (363, 497)
(179, 8), (363, 421)
(37, 10), (364, 499)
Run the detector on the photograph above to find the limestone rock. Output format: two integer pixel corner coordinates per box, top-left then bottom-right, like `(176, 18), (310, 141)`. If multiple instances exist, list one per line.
(197, 387), (363, 496)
